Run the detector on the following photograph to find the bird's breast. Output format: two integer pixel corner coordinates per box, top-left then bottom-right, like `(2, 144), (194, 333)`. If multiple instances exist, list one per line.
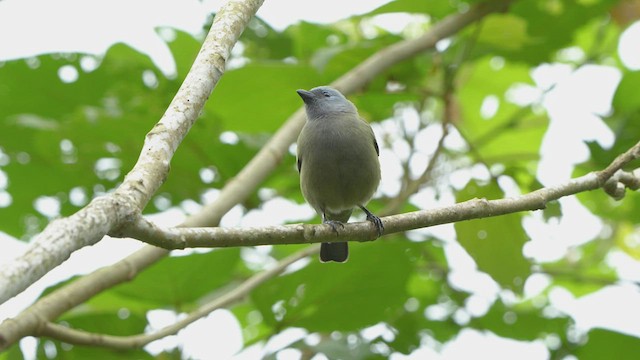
(298, 119), (380, 212)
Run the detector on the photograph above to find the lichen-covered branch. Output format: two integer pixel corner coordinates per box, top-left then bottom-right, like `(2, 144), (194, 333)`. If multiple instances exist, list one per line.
(114, 166), (640, 250)
(0, 0), (265, 307)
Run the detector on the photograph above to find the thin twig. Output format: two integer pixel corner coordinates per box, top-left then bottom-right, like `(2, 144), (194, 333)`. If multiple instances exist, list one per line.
(109, 165), (640, 250)
(37, 246), (318, 350)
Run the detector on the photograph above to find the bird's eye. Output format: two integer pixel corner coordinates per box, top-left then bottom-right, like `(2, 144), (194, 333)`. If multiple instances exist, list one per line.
(322, 91), (330, 97)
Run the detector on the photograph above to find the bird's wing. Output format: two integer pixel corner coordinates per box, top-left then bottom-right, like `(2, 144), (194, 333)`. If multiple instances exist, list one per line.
(297, 156), (302, 173)
(361, 117), (380, 156)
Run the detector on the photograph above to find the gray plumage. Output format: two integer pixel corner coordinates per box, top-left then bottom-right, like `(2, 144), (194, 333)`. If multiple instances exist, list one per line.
(296, 86), (384, 262)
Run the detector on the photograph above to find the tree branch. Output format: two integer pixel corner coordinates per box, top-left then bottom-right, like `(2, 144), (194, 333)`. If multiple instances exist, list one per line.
(36, 246), (318, 350)
(112, 154), (640, 249)
(0, 0), (265, 306)
(18, 141), (640, 351)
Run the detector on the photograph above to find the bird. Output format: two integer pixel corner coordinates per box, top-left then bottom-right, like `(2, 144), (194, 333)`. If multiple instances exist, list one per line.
(295, 86), (384, 262)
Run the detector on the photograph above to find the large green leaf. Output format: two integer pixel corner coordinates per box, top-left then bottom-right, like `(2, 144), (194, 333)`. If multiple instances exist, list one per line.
(205, 63), (322, 133)
(112, 248), (241, 309)
(471, 300), (570, 341)
(472, 0), (620, 64)
(35, 311), (152, 359)
(574, 328), (640, 360)
(612, 71), (640, 113)
(284, 21), (347, 64)
(0, 343), (23, 360)
(0, 31), (272, 237)
(477, 14), (531, 52)
(251, 239), (416, 332)
(455, 180), (532, 291)
(0, 42), (180, 237)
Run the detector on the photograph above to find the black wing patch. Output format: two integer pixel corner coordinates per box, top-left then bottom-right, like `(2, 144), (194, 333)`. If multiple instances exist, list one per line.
(297, 157), (302, 172)
(373, 138), (380, 156)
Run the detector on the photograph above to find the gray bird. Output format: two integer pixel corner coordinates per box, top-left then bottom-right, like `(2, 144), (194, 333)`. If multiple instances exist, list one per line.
(296, 86), (384, 262)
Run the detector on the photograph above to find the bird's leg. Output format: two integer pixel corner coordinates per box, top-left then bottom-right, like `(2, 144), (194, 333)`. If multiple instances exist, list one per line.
(359, 205), (384, 237)
(322, 212), (344, 234)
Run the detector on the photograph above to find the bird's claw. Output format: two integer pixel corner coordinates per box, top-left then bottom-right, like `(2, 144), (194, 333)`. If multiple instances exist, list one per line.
(359, 206), (384, 237)
(323, 220), (345, 234)
(366, 213), (384, 237)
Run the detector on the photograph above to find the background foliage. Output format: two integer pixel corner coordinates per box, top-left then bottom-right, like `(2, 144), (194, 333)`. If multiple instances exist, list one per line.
(1, 0), (640, 358)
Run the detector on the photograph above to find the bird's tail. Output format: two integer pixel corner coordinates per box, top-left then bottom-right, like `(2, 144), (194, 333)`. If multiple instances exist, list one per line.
(320, 242), (348, 262)
(321, 209), (352, 263)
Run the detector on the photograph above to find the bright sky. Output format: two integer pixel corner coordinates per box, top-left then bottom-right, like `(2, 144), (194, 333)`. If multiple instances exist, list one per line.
(1, 0), (640, 359)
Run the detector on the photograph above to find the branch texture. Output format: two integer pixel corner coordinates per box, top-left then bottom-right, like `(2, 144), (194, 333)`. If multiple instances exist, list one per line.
(0, 0), (264, 306)
(116, 167), (640, 250)
(0, 0), (265, 347)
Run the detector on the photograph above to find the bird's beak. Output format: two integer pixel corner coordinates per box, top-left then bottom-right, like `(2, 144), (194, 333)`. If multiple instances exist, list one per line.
(296, 89), (314, 102)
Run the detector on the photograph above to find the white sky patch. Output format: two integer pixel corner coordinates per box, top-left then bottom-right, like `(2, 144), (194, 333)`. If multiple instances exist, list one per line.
(550, 284), (640, 337)
(536, 64), (620, 185)
(619, 20), (640, 70)
(0, 0), (211, 74)
(439, 329), (549, 359)
(255, 0), (388, 30)
(33, 196), (60, 218)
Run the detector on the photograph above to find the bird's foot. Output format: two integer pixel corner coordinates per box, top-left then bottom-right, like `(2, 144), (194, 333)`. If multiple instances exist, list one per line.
(323, 219), (345, 234)
(359, 206), (384, 237)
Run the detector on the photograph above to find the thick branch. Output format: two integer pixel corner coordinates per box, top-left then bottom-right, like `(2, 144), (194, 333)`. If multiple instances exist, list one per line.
(0, 0), (264, 320)
(0, 197), (128, 308)
(121, 132), (640, 250)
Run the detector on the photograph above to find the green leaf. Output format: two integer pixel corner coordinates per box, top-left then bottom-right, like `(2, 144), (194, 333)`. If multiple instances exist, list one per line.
(474, 0), (620, 64)
(252, 240), (416, 332)
(0, 343), (24, 360)
(61, 311), (148, 336)
(0, 42), (182, 237)
(112, 248), (241, 309)
(351, 91), (420, 121)
(284, 22), (346, 63)
(206, 63), (322, 133)
(471, 300), (569, 341)
(231, 302), (274, 347)
(477, 14), (531, 51)
(455, 180), (532, 291)
(575, 328), (640, 360)
(613, 71), (640, 113)
(166, 30), (204, 78)
(36, 311), (152, 359)
(38, 342), (153, 360)
(542, 198), (562, 221)
(242, 18), (294, 61)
